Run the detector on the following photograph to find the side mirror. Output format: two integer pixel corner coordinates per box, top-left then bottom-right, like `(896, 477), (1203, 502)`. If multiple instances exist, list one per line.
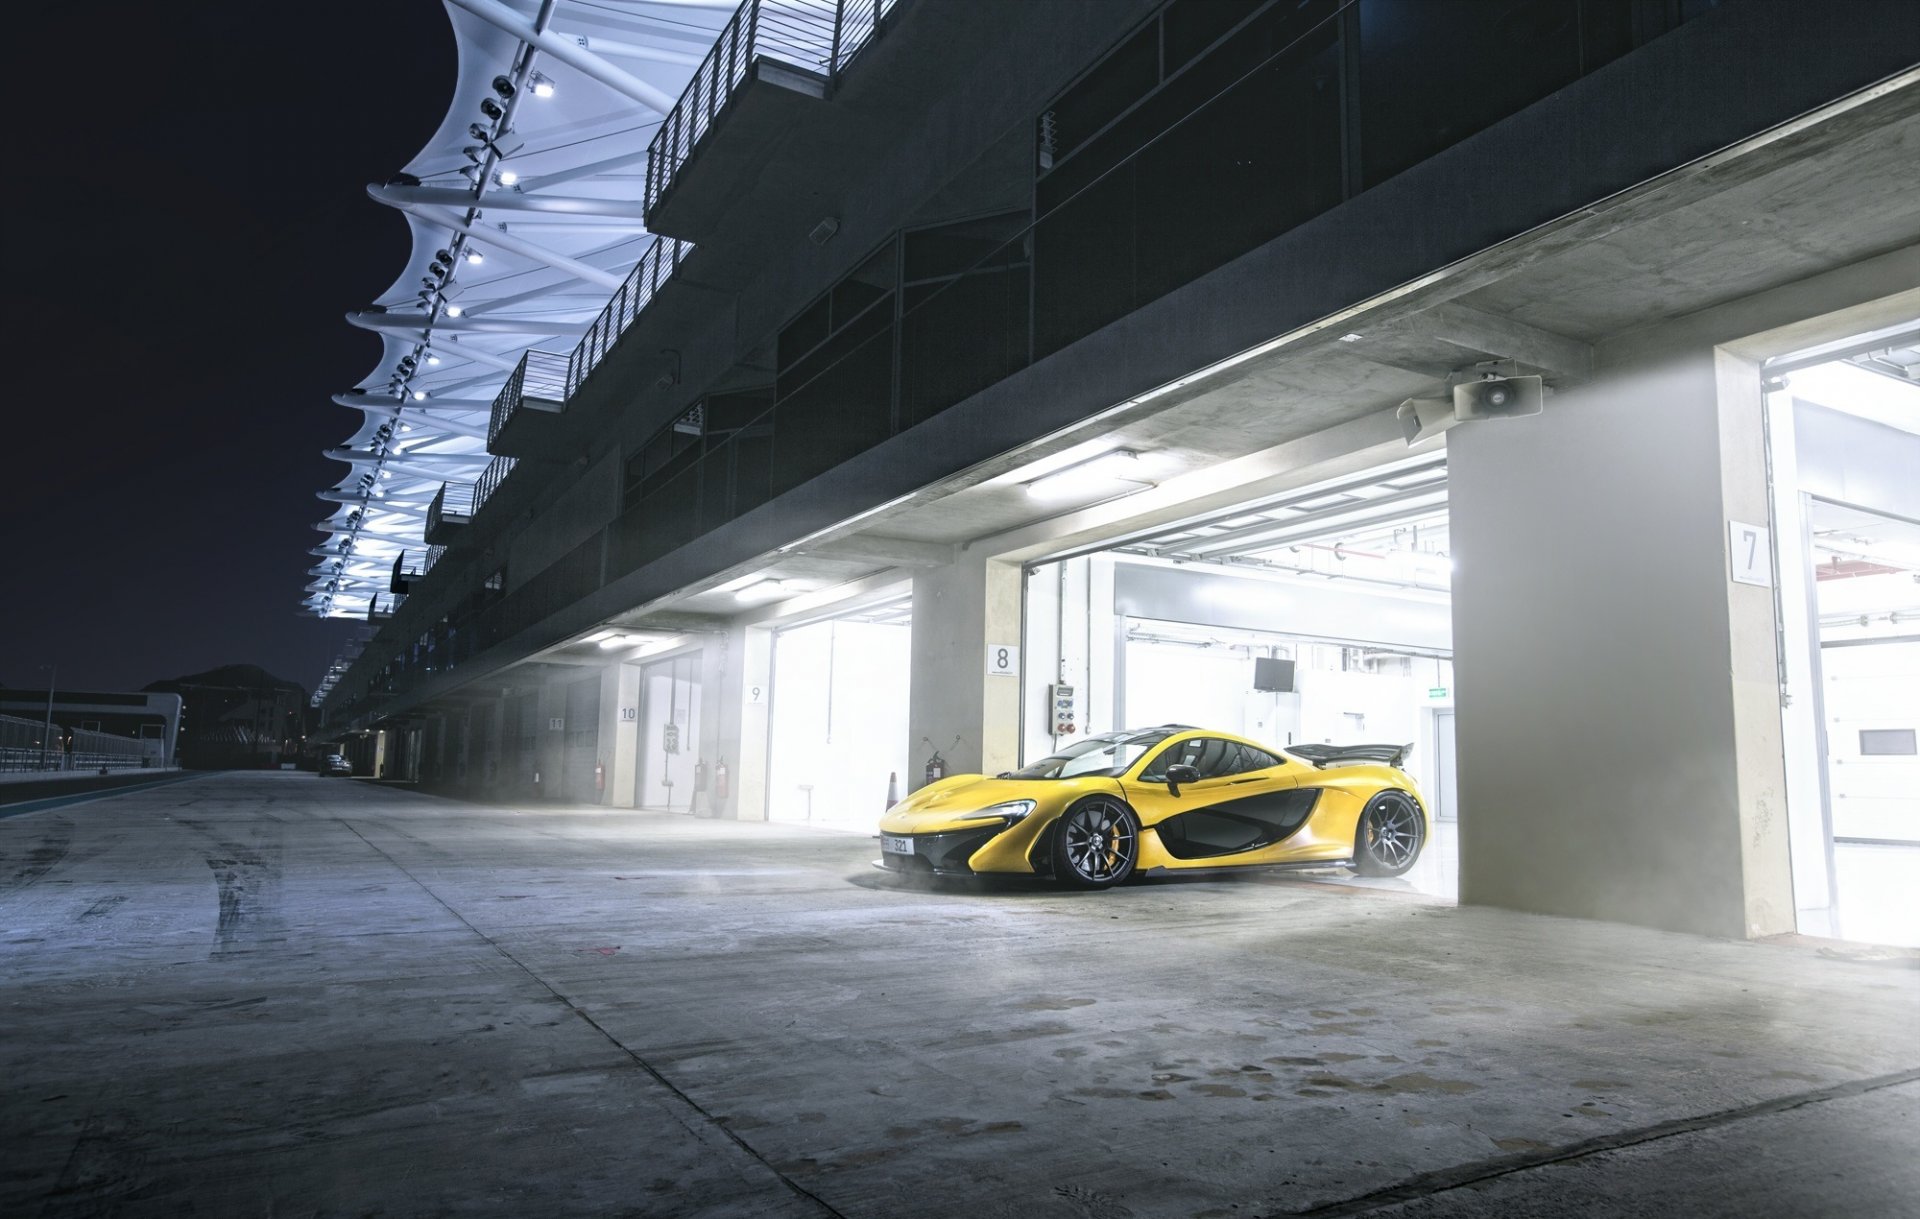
(1166, 763), (1201, 797)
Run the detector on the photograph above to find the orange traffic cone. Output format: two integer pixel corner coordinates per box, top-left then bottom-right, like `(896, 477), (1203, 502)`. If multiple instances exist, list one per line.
(886, 771), (899, 810)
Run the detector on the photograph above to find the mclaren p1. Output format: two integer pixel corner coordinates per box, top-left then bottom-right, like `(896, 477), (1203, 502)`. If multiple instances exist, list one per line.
(877, 726), (1427, 888)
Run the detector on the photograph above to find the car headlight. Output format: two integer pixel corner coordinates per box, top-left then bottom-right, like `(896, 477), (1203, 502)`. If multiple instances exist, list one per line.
(955, 799), (1036, 824)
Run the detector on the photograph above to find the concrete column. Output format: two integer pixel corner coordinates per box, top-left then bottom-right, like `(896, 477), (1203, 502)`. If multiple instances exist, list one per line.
(909, 551), (1024, 784)
(606, 663), (643, 809)
(708, 623), (773, 820)
(1447, 349), (1794, 939)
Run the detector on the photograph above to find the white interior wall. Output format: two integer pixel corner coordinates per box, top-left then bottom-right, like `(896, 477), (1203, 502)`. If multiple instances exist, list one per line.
(768, 619), (912, 832)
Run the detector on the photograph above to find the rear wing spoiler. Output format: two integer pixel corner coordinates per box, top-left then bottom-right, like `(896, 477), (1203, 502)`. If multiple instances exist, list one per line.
(1288, 742), (1413, 769)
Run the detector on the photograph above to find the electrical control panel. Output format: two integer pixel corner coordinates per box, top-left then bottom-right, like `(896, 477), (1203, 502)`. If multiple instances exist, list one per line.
(1049, 684), (1077, 737)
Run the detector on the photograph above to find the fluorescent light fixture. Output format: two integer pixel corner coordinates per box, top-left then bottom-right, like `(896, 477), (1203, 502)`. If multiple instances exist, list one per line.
(529, 72), (555, 98)
(1026, 449), (1149, 502)
(597, 634), (633, 650)
(714, 572), (766, 593)
(582, 629), (616, 644)
(734, 578), (787, 602)
(628, 634), (686, 658)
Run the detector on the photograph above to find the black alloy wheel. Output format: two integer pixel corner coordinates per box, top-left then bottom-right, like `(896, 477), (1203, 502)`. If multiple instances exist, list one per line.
(1053, 798), (1140, 889)
(1354, 791), (1424, 877)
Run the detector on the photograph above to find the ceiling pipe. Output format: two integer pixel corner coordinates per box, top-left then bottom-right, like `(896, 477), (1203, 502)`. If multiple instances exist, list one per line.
(556, 32), (703, 68)
(512, 147), (652, 193)
(333, 392), (494, 412)
(347, 309), (591, 337)
(372, 182), (650, 220)
(435, 337), (525, 374)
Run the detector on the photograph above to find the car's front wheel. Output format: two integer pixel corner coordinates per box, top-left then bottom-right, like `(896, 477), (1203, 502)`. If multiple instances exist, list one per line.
(1052, 798), (1139, 889)
(1354, 791), (1424, 877)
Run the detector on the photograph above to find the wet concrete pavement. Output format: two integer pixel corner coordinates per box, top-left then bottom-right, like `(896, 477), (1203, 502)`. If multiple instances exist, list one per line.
(2, 772), (1915, 1217)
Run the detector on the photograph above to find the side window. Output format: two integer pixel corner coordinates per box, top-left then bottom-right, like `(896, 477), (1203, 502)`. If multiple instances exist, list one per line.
(1240, 746), (1285, 771)
(1142, 737), (1248, 781)
(1191, 738), (1238, 778)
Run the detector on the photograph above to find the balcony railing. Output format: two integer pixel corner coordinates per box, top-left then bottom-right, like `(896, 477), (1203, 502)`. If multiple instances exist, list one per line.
(487, 349), (572, 450)
(486, 237), (692, 451)
(475, 454), (518, 515)
(643, 0), (897, 217)
(425, 481), (475, 544)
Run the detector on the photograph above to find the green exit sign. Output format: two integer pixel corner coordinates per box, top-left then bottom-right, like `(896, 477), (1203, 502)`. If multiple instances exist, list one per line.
(1428, 687), (1449, 699)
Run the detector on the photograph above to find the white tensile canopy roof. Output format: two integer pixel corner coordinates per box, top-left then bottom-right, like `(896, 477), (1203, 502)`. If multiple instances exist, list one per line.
(306, 0), (732, 618)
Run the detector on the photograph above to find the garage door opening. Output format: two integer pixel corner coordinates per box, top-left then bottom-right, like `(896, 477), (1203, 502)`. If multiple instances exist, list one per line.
(766, 591), (913, 833)
(1764, 327), (1920, 946)
(1023, 452), (1457, 898)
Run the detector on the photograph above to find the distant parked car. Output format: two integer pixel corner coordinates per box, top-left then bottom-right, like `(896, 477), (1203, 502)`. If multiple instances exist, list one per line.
(320, 754), (352, 777)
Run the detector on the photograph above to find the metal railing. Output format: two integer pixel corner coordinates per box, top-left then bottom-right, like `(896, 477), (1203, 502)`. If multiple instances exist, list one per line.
(485, 239), (692, 449)
(644, 0), (896, 216)
(487, 349), (574, 448)
(0, 716), (148, 773)
(427, 481), (475, 539)
(475, 454), (518, 515)
(571, 237), (690, 397)
(0, 713), (59, 772)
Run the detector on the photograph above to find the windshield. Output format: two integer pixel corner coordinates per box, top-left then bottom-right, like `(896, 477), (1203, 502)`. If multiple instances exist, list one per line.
(1006, 730), (1174, 780)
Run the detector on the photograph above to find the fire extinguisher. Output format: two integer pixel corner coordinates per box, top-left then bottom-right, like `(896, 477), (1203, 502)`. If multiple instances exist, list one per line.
(924, 749), (947, 785)
(715, 757), (730, 801)
(694, 757), (707, 792)
(594, 759), (605, 792)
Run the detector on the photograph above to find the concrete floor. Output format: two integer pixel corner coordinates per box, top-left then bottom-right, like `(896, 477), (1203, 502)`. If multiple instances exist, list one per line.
(2, 774), (1915, 1218)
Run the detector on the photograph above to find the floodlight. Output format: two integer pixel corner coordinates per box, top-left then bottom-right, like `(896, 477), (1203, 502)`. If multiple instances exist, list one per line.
(529, 72), (555, 98)
(496, 169), (519, 187)
(491, 75), (515, 100)
(424, 352), (441, 366)
(479, 97), (504, 121)
(464, 247), (484, 265)
(445, 304), (463, 317)
(412, 390), (428, 401)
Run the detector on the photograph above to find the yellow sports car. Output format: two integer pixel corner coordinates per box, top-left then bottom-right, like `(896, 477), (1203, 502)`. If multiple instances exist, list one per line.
(878, 726), (1427, 888)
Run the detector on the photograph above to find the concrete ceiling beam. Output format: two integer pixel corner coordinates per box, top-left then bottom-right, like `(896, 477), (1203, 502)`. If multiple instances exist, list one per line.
(797, 536), (957, 568)
(1402, 302), (1596, 378)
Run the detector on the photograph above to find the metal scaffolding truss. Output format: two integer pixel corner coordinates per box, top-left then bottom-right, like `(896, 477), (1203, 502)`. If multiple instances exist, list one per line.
(306, 0), (732, 619)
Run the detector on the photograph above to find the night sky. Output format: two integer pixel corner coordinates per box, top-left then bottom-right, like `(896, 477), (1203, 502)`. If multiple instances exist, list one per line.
(4, 3), (458, 695)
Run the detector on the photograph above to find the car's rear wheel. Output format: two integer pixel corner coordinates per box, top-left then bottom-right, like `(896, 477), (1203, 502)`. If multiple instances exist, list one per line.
(1354, 791), (1424, 877)
(1052, 798), (1139, 889)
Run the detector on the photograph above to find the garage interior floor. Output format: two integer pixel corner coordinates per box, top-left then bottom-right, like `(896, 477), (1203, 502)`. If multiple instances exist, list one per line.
(2, 772), (1915, 1218)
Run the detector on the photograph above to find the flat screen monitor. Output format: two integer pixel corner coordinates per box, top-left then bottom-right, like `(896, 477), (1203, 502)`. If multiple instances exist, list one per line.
(1253, 657), (1295, 693)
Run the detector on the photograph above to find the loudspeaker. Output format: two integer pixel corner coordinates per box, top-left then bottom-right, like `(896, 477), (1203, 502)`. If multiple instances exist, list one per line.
(1253, 657), (1296, 693)
(1453, 374), (1543, 420)
(1396, 396), (1456, 445)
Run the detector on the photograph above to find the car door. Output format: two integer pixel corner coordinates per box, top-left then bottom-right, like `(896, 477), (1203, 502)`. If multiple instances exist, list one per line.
(1121, 737), (1310, 863)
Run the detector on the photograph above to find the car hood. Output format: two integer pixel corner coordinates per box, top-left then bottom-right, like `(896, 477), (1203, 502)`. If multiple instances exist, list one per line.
(879, 773), (1102, 834)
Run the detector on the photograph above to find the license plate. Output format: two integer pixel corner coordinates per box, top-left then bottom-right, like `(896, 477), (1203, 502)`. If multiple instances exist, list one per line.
(881, 834), (915, 856)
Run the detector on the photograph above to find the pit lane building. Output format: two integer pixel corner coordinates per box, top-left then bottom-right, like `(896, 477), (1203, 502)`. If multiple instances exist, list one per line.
(311, 0), (1920, 943)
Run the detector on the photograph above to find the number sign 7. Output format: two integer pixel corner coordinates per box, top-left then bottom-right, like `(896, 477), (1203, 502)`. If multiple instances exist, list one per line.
(1728, 521), (1770, 588)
